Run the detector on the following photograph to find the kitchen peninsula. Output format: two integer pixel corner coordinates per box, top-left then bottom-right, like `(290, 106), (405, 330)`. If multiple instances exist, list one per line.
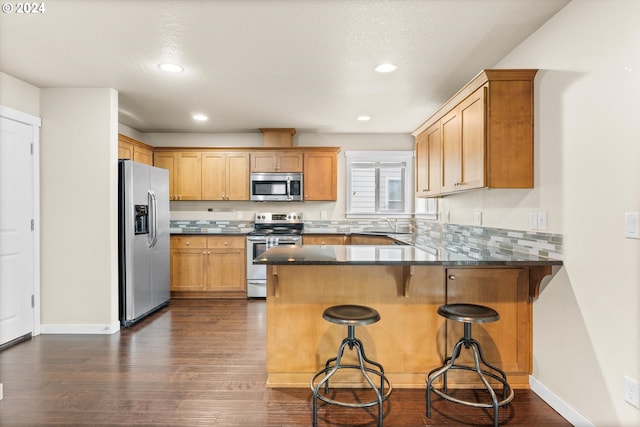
(256, 243), (562, 389)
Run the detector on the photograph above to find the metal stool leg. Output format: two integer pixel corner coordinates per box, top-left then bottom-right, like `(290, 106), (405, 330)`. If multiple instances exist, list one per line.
(311, 325), (392, 427)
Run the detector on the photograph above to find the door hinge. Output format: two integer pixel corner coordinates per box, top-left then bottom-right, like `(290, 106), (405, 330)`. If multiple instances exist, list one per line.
(31, 295), (35, 308)
(31, 219), (34, 231)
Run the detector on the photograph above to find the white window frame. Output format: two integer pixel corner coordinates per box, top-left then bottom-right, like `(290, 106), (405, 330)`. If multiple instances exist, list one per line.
(345, 150), (414, 218)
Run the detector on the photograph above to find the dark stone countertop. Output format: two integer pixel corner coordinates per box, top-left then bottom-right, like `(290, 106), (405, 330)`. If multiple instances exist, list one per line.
(253, 244), (563, 267)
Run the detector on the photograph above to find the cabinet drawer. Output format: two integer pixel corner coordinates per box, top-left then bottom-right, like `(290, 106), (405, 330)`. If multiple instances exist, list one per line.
(171, 236), (207, 249)
(207, 236), (245, 249)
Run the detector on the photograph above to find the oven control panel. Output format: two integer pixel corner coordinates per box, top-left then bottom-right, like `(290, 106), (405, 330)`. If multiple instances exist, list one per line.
(254, 212), (303, 224)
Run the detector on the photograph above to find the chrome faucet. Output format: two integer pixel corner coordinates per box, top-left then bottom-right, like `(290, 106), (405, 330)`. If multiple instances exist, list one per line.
(381, 218), (397, 232)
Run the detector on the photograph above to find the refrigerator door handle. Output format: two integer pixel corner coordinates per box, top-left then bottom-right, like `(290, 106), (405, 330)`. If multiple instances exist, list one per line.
(148, 190), (158, 248)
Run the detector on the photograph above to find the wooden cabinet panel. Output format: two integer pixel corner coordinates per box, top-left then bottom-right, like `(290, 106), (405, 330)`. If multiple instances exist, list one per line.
(459, 87), (485, 191)
(415, 122), (441, 197)
(176, 152), (202, 200)
(202, 152), (226, 200)
(226, 153), (250, 200)
(302, 234), (348, 245)
(445, 268), (530, 378)
(350, 235), (395, 245)
(441, 109), (461, 193)
(412, 69), (537, 197)
(170, 235), (246, 298)
(153, 152), (177, 199)
(202, 152), (249, 201)
(303, 151), (337, 201)
(250, 151), (303, 172)
(118, 134), (153, 165)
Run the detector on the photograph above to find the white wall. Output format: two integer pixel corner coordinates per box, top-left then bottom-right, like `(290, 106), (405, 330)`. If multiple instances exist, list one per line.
(40, 88), (119, 333)
(445, 1), (640, 425)
(0, 72), (40, 116)
(150, 132), (414, 221)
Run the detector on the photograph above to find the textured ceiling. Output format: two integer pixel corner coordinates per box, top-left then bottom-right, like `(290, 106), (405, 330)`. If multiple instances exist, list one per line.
(0, 0), (570, 133)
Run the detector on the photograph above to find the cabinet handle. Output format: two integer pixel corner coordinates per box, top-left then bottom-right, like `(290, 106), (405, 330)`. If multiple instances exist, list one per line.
(207, 251), (211, 255)
(224, 241), (228, 246)
(448, 274), (456, 280)
(186, 241), (190, 246)
(202, 251), (207, 255)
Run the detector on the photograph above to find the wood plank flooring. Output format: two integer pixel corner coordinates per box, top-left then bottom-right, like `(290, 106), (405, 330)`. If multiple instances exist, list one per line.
(0, 299), (571, 426)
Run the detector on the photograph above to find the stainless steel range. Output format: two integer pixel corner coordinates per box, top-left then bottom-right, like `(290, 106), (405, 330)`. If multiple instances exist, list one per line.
(246, 212), (303, 298)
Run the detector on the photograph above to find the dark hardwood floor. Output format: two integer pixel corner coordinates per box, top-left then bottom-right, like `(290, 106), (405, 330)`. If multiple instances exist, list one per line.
(0, 299), (571, 426)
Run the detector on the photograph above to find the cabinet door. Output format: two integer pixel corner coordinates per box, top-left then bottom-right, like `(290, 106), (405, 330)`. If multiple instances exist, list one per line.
(170, 248), (207, 292)
(416, 122), (441, 197)
(202, 152), (227, 200)
(118, 141), (133, 160)
(251, 151), (303, 172)
(445, 268), (530, 377)
(278, 152), (303, 172)
(458, 87), (485, 191)
(303, 234), (348, 245)
(226, 153), (250, 200)
(303, 151), (337, 200)
(207, 249), (246, 292)
(154, 152), (177, 200)
(251, 152), (278, 172)
(350, 235), (394, 245)
(133, 146), (153, 166)
(206, 236), (246, 293)
(176, 152), (202, 200)
(441, 109), (461, 193)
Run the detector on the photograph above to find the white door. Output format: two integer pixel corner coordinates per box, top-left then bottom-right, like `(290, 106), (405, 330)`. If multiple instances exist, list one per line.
(0, 115), (35, 346)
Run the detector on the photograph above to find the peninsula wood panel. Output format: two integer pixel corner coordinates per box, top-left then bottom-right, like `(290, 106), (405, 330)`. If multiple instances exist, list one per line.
(266, 265), (446, 388)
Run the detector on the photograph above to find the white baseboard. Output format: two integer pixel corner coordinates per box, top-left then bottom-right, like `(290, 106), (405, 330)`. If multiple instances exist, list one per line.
(40, 322), (120, 335)
(530, 376), (594, 427)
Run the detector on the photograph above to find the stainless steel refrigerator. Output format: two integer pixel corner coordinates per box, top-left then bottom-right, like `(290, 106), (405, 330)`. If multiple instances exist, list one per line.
(118, 160), (170, 327)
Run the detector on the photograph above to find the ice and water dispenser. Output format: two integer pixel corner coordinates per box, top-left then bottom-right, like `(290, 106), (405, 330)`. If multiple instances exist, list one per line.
(134, 205), (149, 234)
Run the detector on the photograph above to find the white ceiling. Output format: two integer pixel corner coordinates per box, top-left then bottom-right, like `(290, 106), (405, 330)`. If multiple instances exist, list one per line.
(0, 0), (569, 134)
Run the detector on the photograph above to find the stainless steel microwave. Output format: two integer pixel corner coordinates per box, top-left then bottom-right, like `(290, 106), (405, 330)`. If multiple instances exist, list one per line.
(250, 172), (303, 201)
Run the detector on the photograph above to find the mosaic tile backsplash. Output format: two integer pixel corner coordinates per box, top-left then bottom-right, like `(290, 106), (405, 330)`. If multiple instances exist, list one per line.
(170, 218), (562, 260)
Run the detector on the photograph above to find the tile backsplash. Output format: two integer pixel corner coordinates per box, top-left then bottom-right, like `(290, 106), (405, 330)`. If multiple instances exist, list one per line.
(169, 218), (563, 260)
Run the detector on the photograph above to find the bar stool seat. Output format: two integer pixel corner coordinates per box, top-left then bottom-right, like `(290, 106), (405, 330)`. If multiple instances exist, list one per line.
(426, 303), (514, 427)
(311, 304), (392, 427)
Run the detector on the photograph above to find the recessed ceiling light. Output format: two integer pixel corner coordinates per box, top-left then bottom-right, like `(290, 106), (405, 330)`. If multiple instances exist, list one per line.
(374, 63), (397, 73)
(158, 63), (184, 73)
(193, 114), (208, 122)
(357, 115), (371, 121)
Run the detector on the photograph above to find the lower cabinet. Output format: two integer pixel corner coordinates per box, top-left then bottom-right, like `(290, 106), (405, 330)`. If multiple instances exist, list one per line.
(170, 235), (246, 298)
(302, 234), (348, 245)
(445, 267), (531, 386)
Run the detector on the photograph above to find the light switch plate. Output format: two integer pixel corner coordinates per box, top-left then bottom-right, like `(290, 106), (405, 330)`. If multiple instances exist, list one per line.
(474, 210), (482, 226)
(537, 211), (547, 230)
(529, 212), (538, 230)
(625, 212), (640, 239)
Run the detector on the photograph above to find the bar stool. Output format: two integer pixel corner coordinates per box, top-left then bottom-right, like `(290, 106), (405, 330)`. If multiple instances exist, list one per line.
(311, 304), (392, 427)
(426, 303), (514, 427)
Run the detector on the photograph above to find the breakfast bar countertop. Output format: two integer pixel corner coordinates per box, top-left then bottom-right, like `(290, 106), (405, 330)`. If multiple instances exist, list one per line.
(254, 244), (563, 267)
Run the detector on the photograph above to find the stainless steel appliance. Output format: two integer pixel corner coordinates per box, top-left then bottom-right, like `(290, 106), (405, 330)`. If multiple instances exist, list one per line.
(246, 212), (303, 297)
(250, 172), (303, 201)
(118, 160), (170, 327)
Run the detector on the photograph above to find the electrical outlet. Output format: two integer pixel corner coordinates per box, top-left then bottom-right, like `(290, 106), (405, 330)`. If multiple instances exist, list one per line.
(474, 210), (482, 226)
(537, 211), (548, 230)
(625, 376), (640, 408)
(529, 212), (538, 230)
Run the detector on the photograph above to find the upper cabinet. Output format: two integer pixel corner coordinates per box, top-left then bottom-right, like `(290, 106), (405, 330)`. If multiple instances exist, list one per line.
(303, 150), (339, 201)
(153, 151), (202, 200)
(154, 147), (338, 202)
(118, 134), (153, 166)
(250, 151), (303, 172)
(413, 69), (537, 197)
(202, 151), (250, 201)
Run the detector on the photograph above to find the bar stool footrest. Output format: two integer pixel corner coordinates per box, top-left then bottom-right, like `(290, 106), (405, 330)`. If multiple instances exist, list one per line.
(311, 365), (392, 408)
